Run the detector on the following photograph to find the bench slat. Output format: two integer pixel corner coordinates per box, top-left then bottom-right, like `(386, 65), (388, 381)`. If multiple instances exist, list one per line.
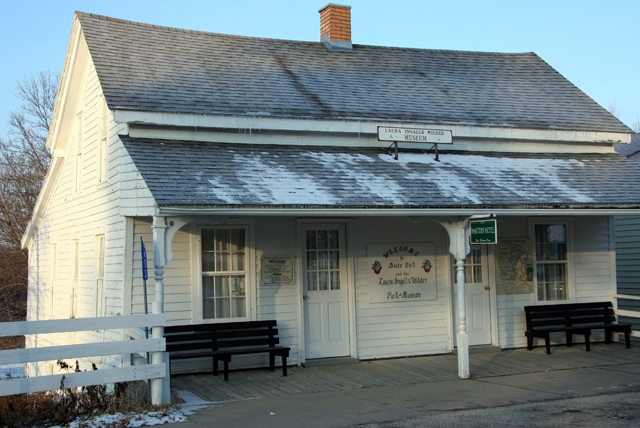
(216, 337), (280, 348)
(214, 328), (278, 339)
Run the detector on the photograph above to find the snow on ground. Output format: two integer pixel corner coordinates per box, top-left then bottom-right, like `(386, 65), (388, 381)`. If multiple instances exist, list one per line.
(0, 363), (24, 379)
(50, 388), (215, 427)
(50, 410), (187, 428)
(0, 365), (193, 427)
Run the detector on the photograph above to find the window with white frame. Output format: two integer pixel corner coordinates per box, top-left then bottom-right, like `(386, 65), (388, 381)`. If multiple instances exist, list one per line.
(534, 223), (568, 301)
(74, 114), (83, 193)
(201, 228), (247, 319)
(96, 235), (105, 316)
(99, 97), (108, 182)
(70, 240), (79, 318)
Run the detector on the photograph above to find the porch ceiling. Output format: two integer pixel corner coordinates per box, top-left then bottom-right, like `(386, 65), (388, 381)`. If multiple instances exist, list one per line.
(122, 136), (640, 210)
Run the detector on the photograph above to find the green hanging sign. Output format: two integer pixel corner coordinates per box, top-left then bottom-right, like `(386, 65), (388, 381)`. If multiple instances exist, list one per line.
(469, 219), (497, 244)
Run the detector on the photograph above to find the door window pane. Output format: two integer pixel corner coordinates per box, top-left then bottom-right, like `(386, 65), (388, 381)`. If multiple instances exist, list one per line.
(330, 271), (340, 290)
(328, 230), (339, 249)
(306, 229), (341, 292)
(307, 251), (317, 270)
(453, 245), (483, 284)
(307, 272), (317, 291)
(318, 271), (328, 291)
(317, 230), (328, 249)
(318, 251), (328, 269)
(329, 251), (339, 269)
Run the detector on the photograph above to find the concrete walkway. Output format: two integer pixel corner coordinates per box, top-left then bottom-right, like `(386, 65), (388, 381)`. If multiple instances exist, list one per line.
(169, 343), (640, 427)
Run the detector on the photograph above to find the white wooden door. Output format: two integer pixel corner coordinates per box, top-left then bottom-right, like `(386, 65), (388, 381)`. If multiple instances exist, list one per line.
(455, 245), (492, 346)
(303, 225), (350, 359)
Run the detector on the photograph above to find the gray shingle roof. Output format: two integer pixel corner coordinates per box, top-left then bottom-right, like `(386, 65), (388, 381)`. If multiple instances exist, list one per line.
(77, 12), (631, 134)
(122, 137), (640, 209)
(615, 133), (640, 158)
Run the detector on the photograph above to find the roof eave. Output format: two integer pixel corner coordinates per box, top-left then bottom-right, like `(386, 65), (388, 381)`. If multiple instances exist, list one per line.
(114, 110), (633, 145)
(156, 205), (640, 217)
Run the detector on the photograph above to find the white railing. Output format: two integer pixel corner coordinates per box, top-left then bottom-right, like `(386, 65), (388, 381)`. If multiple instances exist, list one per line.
(0, 314), (166, 399)
(612, 294), (640, 338)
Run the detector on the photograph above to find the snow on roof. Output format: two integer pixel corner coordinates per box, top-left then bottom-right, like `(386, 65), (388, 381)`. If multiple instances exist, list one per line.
(123, 137), (640, 209)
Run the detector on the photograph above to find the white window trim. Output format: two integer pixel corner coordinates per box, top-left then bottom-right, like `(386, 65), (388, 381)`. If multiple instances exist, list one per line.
(74, 113), (83, 193)
(191, 220), (255, 323)
(529, 217), (576, 304)
(70, 239), (80, 318)
(50, 244), (57, 318)
(96, 234), (106, 316)
(98, 96), (108, 183)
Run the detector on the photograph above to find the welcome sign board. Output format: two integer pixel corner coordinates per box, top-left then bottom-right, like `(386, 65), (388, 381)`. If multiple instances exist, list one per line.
(367, 242), (437, 303)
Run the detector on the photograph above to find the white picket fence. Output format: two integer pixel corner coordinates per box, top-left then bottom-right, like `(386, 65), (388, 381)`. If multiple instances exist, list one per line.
(0, 314), (166, 398)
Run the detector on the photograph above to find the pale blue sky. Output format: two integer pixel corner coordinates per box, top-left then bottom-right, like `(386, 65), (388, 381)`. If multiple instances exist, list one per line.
(1, 0), (638, 137)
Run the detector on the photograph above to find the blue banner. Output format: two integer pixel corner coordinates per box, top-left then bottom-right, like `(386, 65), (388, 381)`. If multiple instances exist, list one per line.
(141, 237), (148, 281)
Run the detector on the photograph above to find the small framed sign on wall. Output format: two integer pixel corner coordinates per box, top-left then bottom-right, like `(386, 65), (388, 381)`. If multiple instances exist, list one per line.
(260, 256), (294, 286)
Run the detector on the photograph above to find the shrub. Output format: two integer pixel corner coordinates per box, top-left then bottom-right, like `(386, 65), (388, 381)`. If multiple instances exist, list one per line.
(0, 360), (172, 427)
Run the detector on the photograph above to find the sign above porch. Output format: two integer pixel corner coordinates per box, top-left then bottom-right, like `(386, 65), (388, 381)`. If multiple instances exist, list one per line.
(377, 126), (453, 144)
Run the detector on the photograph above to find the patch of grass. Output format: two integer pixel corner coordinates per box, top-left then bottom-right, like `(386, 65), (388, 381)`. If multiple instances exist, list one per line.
(0, 360), (175, 427)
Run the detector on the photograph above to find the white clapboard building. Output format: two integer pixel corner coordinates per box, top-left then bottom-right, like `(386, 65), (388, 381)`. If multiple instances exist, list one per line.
(22, 5), (640, 378)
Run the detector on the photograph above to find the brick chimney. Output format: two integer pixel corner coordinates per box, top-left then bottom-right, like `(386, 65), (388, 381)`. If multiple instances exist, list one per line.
(319, 4), (354, 52)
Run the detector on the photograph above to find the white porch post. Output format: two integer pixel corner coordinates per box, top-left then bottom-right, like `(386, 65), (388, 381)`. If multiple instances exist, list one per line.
(150, 215), (167, 405)
(436, 218), (471, 379)
(454, 254), (469, 379)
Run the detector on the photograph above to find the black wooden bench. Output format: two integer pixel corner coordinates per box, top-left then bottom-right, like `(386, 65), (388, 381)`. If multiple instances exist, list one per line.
(524, 301), (632, 354)
(164, 320), (290, 381)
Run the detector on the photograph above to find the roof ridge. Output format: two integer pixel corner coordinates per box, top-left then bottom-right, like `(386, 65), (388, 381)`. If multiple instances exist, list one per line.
(74, 10), (537, 56)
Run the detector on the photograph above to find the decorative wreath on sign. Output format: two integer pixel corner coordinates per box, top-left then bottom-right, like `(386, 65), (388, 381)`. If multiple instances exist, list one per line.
(422, 260), (432, 273)
(371, 260), (382, 275)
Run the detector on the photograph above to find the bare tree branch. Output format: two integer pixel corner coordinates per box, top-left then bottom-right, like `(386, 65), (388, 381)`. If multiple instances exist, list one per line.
(632, 115), (640, 134)
(0, 70), (58, 324)
(608, 99), (621, 120)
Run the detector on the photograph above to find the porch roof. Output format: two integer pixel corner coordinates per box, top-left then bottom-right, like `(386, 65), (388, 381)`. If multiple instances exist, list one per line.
(123, 137), (640, 210)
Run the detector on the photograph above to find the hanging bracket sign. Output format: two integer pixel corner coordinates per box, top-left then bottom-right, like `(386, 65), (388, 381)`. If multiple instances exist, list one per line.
(469, 219), (497, 244)
(377, 126), (453, 144)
